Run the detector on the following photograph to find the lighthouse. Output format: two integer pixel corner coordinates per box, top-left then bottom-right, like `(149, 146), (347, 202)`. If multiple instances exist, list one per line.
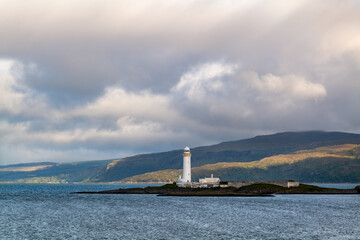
(182, 146), (191, 183)
(177, 146), (222, 187)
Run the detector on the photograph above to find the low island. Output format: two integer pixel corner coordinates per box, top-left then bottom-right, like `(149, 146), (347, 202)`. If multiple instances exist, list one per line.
(74, 183), (360, 197)
(74, 147), (360, 197)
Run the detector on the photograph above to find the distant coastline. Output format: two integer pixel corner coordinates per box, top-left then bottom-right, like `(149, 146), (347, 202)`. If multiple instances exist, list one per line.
(2, 132), (360, 184)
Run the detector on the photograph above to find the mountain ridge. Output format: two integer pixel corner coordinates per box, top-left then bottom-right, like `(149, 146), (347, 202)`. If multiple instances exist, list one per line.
(93, 131), (360, 182)
(120, 144), (360, 183)
(1, 131), (360, 183)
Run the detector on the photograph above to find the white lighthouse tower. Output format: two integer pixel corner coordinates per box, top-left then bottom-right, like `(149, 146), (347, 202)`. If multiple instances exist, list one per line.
(181, 146), (191, 183)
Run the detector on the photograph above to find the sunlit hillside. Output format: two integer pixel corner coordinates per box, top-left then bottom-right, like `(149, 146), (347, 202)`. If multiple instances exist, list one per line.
(121, 144), (360, 183)
(1, 132), (360, 183)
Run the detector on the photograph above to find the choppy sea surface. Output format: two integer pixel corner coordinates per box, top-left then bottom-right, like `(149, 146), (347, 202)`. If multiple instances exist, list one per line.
(1, 183), (359, 240)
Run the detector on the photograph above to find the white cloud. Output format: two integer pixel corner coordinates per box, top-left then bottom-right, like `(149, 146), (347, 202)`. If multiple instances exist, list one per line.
(251, 73), (327, 100)
(0, 60), (26, 114)
(71, 87), (178, 122)
(0, 59), (55, 119)
(172, 61), (237, 102)
(171, 63), (327, 124)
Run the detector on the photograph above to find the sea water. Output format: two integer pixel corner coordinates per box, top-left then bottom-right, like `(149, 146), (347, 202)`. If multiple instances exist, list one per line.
(1, 183), (359, 240)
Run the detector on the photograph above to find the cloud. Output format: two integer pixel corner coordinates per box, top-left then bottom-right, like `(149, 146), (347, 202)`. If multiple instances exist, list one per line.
(172, 61), (237, 102)
(71, 87), (177, 122)
(1, 0), (360, 164)
(167, 63), (331, 140)
(0, 56), (355, 165)
(251, 74), (326, 100)
(0, 59), (54, 120)
(0, 60), (27, 114)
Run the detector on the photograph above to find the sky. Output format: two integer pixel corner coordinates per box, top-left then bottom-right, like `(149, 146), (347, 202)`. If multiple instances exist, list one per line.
(1, 0), (360, 165)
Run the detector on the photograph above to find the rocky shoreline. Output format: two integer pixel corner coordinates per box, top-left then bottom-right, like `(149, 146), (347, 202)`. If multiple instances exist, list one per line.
(73, 183), (360, 197)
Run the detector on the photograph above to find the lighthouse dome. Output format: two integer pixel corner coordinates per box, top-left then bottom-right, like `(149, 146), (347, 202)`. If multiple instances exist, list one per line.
(184, 146), (190, 152)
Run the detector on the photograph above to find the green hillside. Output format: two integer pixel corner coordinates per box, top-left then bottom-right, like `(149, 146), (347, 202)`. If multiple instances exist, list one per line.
(1, 131), (360, 183)
(0, 160), (113, 183)
(121, 144), (360, 183)
(92, 131), (360, 182)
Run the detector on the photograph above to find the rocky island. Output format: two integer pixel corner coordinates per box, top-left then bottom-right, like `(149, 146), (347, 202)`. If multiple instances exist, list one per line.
(74, 183), (360, 197)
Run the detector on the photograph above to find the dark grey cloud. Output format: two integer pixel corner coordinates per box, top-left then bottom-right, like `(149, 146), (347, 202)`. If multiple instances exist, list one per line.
(1, 0), (360, 164)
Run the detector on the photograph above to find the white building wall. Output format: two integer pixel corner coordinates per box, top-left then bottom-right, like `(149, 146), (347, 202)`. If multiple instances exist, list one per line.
(225, 181), (299, 188)
(199, 175), (220, 184)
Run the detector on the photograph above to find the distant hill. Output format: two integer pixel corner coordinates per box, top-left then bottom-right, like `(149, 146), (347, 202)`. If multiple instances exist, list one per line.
(1, 131), (360, 183)
(0, 160), (113, 183)
(91, 131), (360, 182)
(121, 144), (360, 183)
